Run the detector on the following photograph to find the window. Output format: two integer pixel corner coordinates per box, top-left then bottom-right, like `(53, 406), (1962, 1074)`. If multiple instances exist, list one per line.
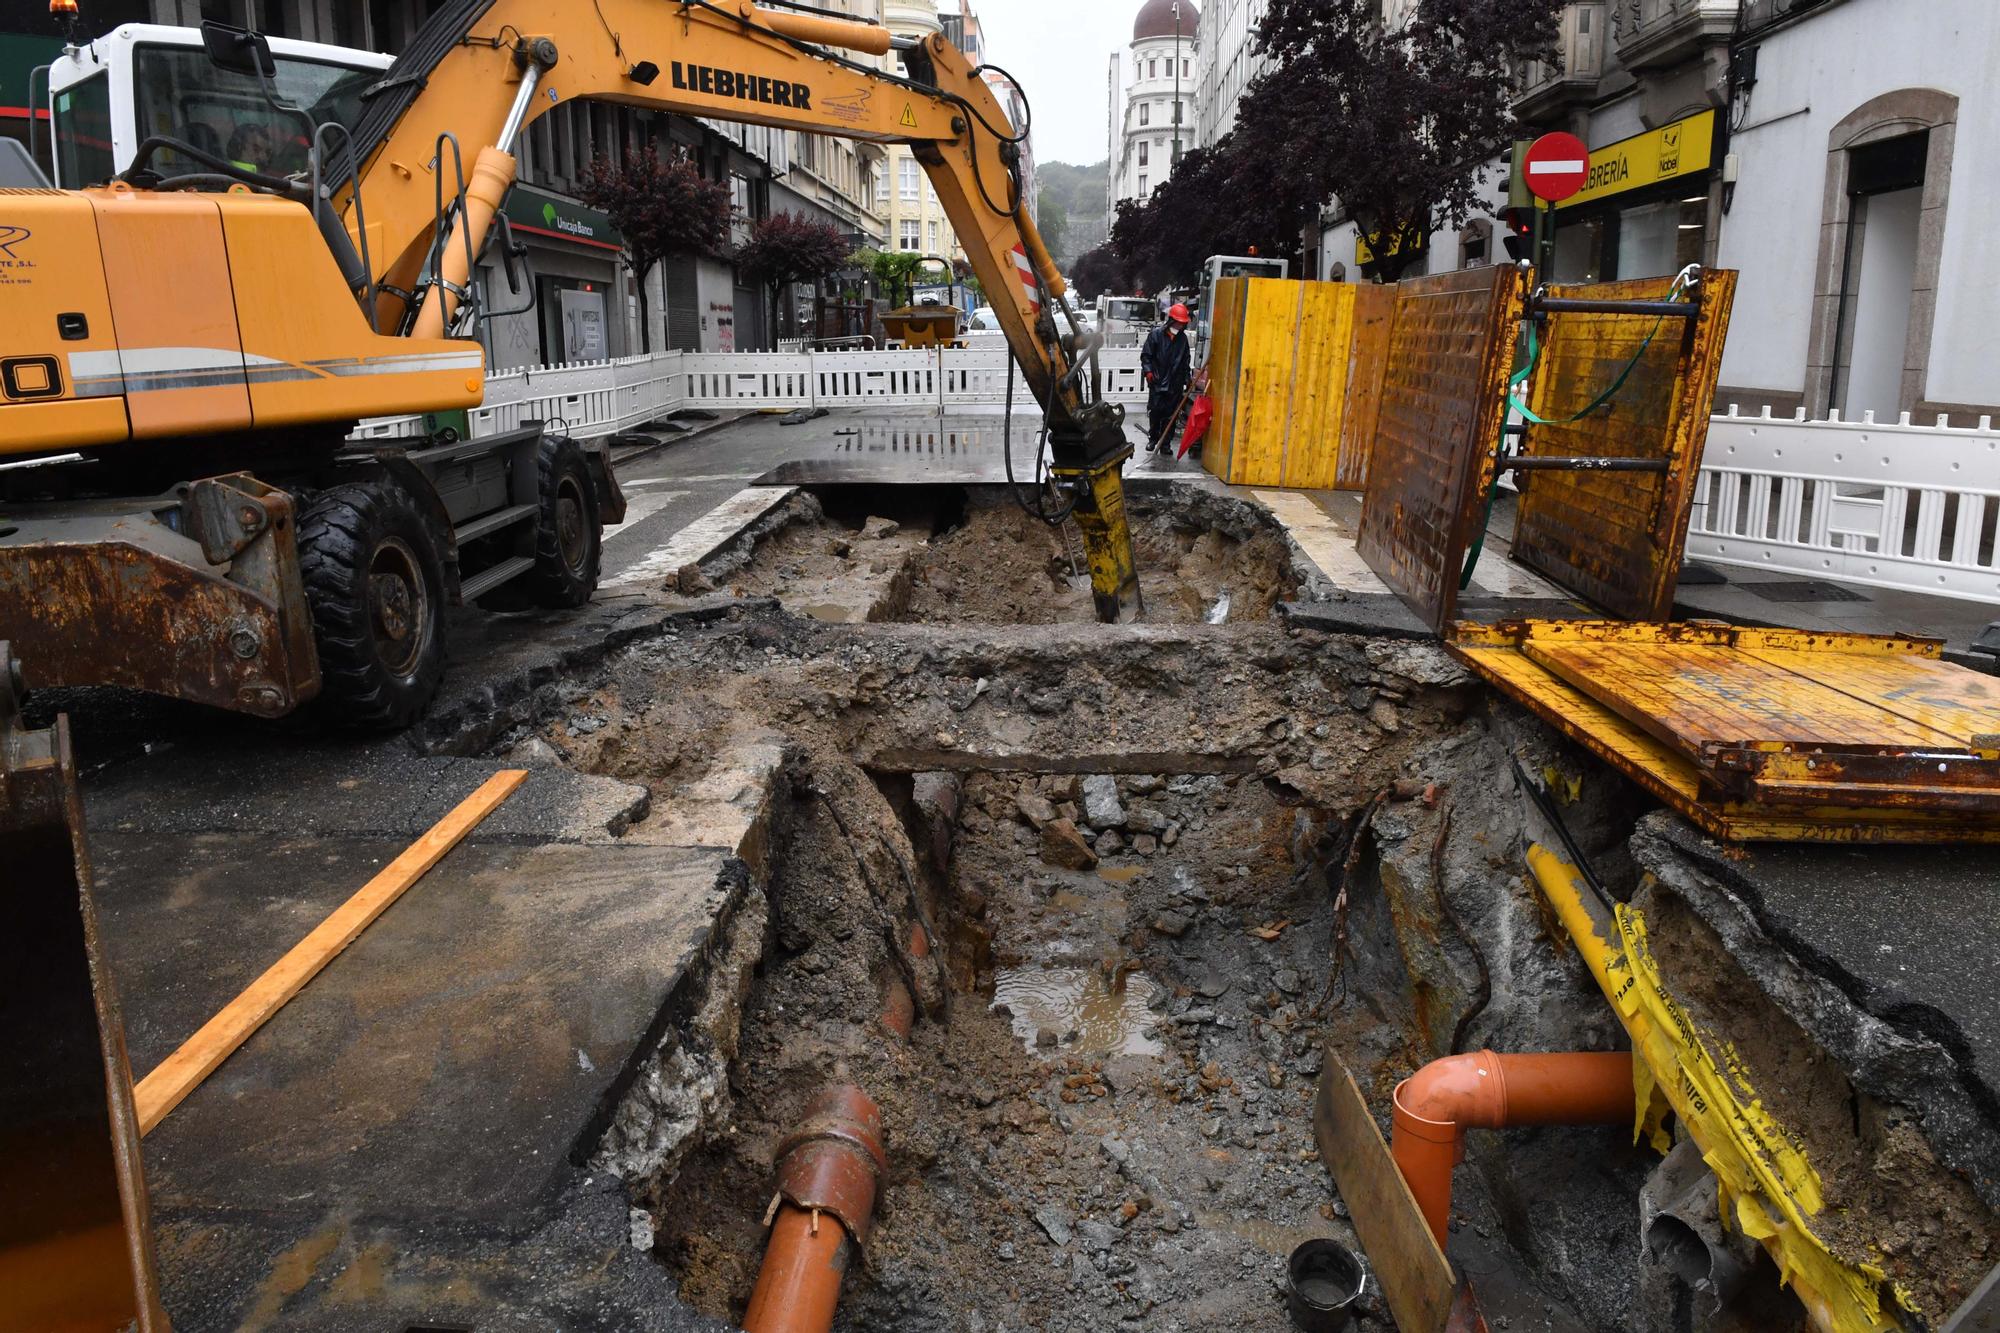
(900, 157), (920, 199)
(1183, 59), (1190, 77)
(1139, 103), (1150, 126)
(928, 220), (939, 250)
(1148, 58), (1157, 78)
(1138, 174), (1148, 195)
(123, 44), (380, 181)
(52, 72), (114, 187)
(877, 170), (888, 202)
(1138, 142), (1149, 167)
(900, 219), (921, 250)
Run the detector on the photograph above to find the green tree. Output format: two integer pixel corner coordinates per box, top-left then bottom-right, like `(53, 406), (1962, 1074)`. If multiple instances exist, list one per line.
(1236, 0), (1563, 279)
(853, 248), (926, 309)
(1035, 188), (1071, 265)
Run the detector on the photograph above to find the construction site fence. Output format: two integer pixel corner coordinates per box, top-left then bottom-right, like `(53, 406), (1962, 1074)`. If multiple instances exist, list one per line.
(1690, 406), (2000, 605)
(349, 347), (1148, 443)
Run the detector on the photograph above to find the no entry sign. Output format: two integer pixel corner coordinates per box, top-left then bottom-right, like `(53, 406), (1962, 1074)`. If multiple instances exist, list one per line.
(1523, 132), (1590, 203)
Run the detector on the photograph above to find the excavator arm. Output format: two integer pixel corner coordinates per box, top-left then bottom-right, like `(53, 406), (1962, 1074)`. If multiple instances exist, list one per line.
(339, 0), (1141, 619)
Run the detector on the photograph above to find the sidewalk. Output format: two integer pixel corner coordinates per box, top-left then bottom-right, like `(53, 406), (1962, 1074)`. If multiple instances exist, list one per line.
(1206, 463), (1998, 663)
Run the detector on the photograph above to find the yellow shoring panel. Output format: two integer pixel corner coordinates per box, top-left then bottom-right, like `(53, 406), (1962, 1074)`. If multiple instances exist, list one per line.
(1529, 845), (1919, 1331)
(1201, 277), (1368, 490)
(1202, 277), (1248, 481)
(1449, 621), (2000, 843)
(1282, 281), (1352, 490)
(1231, 279), (1300, 486)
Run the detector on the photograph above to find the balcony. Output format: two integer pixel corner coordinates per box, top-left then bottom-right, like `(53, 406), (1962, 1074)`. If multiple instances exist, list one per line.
(1514, 2), (1607, 119)
(1615, 0), (1739, 71)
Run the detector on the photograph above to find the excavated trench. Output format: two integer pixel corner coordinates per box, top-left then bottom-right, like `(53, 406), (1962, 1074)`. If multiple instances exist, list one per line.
(492, 480), (1992, 1331)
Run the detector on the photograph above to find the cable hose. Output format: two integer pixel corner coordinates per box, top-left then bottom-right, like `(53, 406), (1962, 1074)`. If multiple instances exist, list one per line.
(1001, 347), (1077, 527)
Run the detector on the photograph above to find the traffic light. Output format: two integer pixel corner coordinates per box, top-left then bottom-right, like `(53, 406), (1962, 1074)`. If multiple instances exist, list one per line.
(1500, 206), (1536, 263)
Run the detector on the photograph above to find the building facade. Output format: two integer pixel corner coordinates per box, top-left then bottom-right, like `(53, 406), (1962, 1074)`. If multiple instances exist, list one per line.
(1190, 0), (1266, 151)
(11, 0), (888, 358)
(879, 0), (965, 265)
(1298, 0), (1997, 423)
(1108, 0), (1198, 227)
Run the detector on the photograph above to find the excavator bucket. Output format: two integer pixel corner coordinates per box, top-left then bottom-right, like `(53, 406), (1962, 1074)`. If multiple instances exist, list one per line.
(0, 643), (166, 1332)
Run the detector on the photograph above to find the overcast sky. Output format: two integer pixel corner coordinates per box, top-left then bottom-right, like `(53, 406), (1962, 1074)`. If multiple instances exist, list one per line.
(972, 0), (1147, 167)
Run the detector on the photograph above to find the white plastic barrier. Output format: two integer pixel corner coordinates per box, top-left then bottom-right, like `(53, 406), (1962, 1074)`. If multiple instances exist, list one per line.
(682, 352), (815, 409)
(1690, 407), (2000, 604)
(351, 346), (1146, 441)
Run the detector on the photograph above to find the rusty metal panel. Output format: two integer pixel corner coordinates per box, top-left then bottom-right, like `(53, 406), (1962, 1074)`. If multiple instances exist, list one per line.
(0, 476), (320, 716)
(0, 644), (167, 1331)
(1356, 267), (1525, 633)
(1334, 282), (1394, 492)
(1448, 620), (2000, 842)
(1510, 271), (1738, 620)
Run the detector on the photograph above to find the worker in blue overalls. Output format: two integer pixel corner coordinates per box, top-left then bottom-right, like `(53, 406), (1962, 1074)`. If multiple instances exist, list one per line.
(1141, 302), (1193, 455)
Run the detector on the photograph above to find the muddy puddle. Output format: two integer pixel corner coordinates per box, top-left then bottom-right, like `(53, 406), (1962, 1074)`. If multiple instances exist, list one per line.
(991, 965), (1165, 1059)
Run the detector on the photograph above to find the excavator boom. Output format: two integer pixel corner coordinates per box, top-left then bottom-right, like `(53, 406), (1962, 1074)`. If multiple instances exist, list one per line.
(339, 0), (1140, 617)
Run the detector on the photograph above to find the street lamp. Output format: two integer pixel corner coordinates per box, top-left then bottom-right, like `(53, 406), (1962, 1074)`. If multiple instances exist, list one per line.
(1171, 1), (1182, 170)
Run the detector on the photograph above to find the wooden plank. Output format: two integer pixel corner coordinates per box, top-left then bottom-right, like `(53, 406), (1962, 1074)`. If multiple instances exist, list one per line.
(1203, 277), (1249, 482)
(132, 770), (528, 1135)
(1740, 648), (2000, 746)
(1232, 279), (1299, 486)
(1521, 641), (1963, 754)
(1314, 1048), (1457, 1332)
(1284, 282), (1352, 490)
(1452, 636), (2000, 843)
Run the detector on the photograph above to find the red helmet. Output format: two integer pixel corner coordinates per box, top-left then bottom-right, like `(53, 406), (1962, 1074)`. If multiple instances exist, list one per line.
(1168, 303), (1190, 323)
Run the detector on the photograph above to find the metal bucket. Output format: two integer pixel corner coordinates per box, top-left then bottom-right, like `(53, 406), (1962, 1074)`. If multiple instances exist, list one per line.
(1285, 1237), (1364, 1331)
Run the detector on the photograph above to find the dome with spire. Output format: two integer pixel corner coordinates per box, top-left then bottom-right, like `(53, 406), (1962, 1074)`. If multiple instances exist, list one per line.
(1133, 0), (1196, 42)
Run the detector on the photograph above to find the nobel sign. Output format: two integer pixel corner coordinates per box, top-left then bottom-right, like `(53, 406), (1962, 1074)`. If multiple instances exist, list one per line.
(1557, 109), (1717, 210)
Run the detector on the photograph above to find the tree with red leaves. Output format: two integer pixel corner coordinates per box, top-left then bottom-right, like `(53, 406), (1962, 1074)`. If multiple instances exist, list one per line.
(1070, 243), (1132, 301)
(1108, 142), (1301, 291)
(576, 146), (733, 351)
(1238, 0), (1562, 280)
(736, 211), (854, 343)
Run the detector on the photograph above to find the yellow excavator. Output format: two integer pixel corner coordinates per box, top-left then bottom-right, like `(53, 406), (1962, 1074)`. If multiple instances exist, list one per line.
(0, 0), (1138, 728)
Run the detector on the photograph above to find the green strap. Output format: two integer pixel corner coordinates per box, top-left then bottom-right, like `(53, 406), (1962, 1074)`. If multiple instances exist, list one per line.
(1459, 284), (1690, 591)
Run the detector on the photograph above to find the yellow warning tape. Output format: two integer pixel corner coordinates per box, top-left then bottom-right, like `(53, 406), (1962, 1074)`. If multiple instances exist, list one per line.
(1527, 844), (1918, 1331)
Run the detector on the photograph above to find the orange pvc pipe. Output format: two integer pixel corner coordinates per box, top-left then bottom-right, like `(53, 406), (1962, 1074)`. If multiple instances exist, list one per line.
(743, 1086), (883, 1333)
(1391, 1050), (1633, 1245)
(742, 1204), (851, 1333)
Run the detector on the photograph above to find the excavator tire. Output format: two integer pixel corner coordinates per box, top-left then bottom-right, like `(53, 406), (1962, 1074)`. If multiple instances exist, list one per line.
(518, 434), (602, 609)
(297, 478), (448, 730)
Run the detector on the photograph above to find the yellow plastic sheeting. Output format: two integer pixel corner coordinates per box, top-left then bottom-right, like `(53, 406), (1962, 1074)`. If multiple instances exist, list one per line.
(1528, 845), (1917, 1331)
(1202, 277), (1370, 490)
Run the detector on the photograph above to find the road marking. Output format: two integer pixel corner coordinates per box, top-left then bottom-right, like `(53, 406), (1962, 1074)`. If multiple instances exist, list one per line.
(604, 485), (797, 590)
(622, 474), (765, 484)
(602, 488), (688, 542)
